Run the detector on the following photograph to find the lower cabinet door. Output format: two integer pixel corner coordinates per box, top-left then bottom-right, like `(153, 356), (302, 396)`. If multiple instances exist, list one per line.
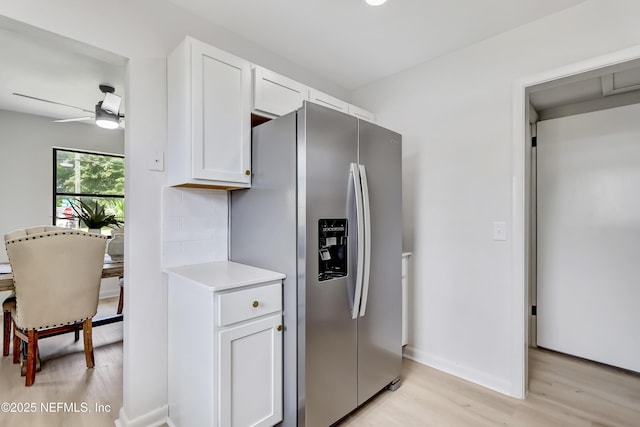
(218, 314), (283, 427)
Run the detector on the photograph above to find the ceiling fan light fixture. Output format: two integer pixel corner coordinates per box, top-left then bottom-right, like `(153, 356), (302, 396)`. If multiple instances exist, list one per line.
(96, 117), (119, 129)
(96, 115), (119, 129)
(365, 0), (387, 6)
(95, 102), (119, 129)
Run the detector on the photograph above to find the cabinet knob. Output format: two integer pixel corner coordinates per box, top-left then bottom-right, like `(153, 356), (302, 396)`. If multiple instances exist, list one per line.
(277, 325), (283, 332)
(245, 170), (251, 176)
(252, 300), (259, 308)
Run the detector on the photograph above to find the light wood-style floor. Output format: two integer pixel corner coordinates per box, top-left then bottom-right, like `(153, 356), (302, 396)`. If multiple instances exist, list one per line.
(3, 306), (639, 427)
(0, 297), (123, 427)
(341, 348), (640, 426)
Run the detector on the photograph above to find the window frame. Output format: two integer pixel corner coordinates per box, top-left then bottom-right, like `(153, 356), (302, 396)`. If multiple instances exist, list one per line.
(52, 147), (125, 229)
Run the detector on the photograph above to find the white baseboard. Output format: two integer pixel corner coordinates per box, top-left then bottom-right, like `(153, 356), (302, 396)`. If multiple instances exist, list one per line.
(403, 345), (512, 396)
(115, 405), (168, 427)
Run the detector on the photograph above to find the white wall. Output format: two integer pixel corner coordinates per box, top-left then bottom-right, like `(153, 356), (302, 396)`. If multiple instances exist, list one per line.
(0, 1), (347, 425)
(351, 0), (640, 396)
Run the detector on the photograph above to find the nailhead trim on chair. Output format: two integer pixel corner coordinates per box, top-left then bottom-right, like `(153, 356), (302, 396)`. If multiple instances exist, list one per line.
(10, 302), (95, 330)
(14, 316), (92, 332)
(5, 230), (107, 246)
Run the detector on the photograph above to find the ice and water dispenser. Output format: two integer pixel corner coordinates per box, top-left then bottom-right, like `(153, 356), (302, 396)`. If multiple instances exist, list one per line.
(318, 219), (348, 281)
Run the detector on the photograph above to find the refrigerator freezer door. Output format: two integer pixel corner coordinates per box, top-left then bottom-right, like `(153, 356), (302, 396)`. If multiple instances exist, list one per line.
(356, 120), (403, 405)
(300, 102), (359, 427)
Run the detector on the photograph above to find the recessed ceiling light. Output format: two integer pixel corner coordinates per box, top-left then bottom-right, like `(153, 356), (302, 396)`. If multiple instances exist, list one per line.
(365, 0), (388, 6)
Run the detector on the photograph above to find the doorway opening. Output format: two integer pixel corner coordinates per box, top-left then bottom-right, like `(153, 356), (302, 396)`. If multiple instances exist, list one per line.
(0, 14), (127, 421)
(512, 44), (640, 398)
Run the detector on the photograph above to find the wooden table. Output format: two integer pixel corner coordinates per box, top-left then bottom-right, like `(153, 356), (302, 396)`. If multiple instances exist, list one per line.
(0, 259), (124, 292)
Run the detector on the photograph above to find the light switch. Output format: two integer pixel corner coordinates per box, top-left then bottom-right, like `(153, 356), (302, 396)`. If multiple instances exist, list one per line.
(493, 221), (507, 241)
(149, 150), (164, 171)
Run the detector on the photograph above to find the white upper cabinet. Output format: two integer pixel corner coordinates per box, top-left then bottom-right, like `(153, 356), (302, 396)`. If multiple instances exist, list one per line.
(348, 104), (376, 123)
(253, 66), (308, 117)
(168, 36), (251, 189)
(308, 88), (349, 113)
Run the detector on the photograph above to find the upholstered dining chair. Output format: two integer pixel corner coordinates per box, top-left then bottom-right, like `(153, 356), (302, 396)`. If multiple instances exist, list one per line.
(4, 226), (107, 386)
(2, 294), (15, 356)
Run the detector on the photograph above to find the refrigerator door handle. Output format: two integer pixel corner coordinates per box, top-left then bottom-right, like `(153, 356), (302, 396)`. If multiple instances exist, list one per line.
(358, 164), (372, 317)
(350, 162), (365, 320)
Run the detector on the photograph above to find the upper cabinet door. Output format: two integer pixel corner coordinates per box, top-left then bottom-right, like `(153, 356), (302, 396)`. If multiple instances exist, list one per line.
(168, 36), (251, 189)
(191, 39), (251, 185)
(253, 66), (308, 117)
(348, 104), (376, 123)
(308, 88), (349, 113)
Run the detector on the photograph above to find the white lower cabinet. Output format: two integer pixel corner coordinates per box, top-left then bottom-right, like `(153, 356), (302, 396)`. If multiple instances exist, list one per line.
(167, 261), (285, 427)
(219, 314), (283, 427)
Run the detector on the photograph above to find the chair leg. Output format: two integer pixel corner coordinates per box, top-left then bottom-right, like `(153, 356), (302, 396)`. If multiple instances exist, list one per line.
(25, 330), (38, 386)
(3, 311), (10, 356)
(117, 285), (124, 315)
(21, 341), (41, 375)
(12, 323), (20, 364)
(74, 328), (80, 342)
(83, 319), (94, 369)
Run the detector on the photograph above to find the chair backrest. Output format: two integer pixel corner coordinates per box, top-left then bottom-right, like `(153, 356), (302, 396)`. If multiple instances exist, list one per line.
(4, 227), (107, 330)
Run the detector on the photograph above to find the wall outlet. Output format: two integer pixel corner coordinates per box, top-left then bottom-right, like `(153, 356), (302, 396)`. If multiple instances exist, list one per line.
(149, 150), (164, 171)
(493, 221), (507, 241)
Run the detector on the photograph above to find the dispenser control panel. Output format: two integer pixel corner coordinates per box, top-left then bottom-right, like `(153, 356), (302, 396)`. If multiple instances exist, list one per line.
(318, 219), (348, 282)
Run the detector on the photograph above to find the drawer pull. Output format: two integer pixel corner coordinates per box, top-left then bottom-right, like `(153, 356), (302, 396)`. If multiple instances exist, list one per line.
(277, 325), (283, 332)
(252, 300), (259, 308)
(245, 170), (251, 176)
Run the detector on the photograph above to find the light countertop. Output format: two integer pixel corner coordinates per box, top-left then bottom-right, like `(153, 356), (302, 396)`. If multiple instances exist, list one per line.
(164, 260), (285, 292)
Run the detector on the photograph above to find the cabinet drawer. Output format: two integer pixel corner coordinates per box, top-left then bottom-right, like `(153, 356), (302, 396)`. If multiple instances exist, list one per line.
(218, 282), (282, 326)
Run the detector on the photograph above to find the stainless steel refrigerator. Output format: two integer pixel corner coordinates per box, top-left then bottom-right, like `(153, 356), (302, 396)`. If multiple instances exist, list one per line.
(231, 101), (402, 427)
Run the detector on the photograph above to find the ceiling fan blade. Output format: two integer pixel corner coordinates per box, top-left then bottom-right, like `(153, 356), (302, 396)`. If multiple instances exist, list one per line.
(101, 92), (121, 115)
(13, 92), (94, 114)
(54, 116), (94, 123)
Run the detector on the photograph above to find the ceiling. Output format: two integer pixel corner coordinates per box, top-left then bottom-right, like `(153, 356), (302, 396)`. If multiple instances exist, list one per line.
(0, 0), (595, 123)
(167, 0), (588, 91)
(0, 16), (126, 125)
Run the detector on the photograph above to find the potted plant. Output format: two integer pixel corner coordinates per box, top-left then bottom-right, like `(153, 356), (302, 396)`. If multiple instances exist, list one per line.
(69, 199), (123, 234)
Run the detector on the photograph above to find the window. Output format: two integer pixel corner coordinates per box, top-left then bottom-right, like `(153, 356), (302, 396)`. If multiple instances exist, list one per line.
(53, 148), (124, 234)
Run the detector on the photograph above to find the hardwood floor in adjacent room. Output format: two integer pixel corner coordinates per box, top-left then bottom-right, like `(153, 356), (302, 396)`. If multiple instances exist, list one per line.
(0, 297), (122, 427)
(340, 348), (640, 427)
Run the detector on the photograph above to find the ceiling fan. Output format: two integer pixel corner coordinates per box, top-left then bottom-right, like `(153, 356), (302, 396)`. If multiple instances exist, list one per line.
(12, 84), (125, 129)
